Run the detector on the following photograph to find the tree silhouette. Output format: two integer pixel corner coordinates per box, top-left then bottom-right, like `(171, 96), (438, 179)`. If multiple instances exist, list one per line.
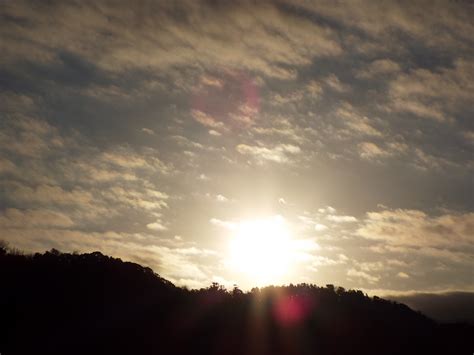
(0, 246), (472, 355)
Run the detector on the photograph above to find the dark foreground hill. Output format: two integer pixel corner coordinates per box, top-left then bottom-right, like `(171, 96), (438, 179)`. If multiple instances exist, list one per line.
(0, 247), (472, 355)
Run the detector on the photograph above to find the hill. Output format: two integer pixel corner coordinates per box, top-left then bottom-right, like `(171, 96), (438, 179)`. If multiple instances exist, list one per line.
(0, 246), (472, 355)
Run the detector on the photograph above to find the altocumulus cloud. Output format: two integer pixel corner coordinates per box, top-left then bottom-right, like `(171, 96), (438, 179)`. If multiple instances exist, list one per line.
(236, 143), (301, 164)
(357, 209), (474, 249)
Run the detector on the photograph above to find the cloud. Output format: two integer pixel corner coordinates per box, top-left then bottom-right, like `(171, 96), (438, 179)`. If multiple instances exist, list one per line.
(199, 75), (224, 89)
(387, 259), (410, 268)
(251, 116), (307, 144)
(0, 114), (66, 158)
(6, 183), (94, 207)
(216, 194), (229, 203)
(141, 128), (155, 135)
(387, 59), (474, 122)
(146, 221), (168, 232)
(318, 206), (336, 214)
(357, 140), (409, 162)
(356, 261), (385, 272)
(336, 103), (383, 137)
(397, 272), (410, 279)
(307, 254), (347, 271)
(358, 142), (389, 160)
(270, 90), (305, 105)
(101, 148), (169, 173)
(83, 84), (134, 102)
(210, 218), (237, 230)
(310, 254), (348, 270)
(294, 1), (474, 51)
(356, 59), (401, 78)
(370, 244), (472, 265)
(102, 186), (169, 211)
(208, 130), (221, 136)
(314, 223), (328, 231)
(0, 157), (17, 174)
(358, 208), (474, 248)
(389, 98), (446, 122)
(306, 80), (324, 97)
(236, 143), (301, 163)
(323, 74), (351, 93)
(411, 148), (459, 171)
(297, 215), (326, 232)
(0, 112), (175, 245)
(0, 208), (74, 228)
(170, 135), (205, 150)
(347, 268), (380, 284)
(0, 92), (36, 113)
(327, 215), (357, 223)
(1, 1), (342, 79)
(191, 110), (226, 129)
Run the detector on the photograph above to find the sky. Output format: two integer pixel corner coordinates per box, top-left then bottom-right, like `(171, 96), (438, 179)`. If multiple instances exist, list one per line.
(1, 1), (473, 297)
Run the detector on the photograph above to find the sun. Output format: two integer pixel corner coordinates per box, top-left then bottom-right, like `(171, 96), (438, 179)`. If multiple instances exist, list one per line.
(228, 215), (293, 285)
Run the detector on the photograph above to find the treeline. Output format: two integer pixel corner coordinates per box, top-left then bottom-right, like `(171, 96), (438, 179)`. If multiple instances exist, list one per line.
(0, 245), (472, 355)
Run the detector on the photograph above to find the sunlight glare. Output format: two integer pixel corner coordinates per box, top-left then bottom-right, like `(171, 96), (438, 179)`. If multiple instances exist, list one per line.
(229, 215), (293, 285)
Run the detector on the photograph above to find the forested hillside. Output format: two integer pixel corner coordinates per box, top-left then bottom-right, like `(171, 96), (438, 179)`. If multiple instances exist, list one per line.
(1, 246), (471, 355)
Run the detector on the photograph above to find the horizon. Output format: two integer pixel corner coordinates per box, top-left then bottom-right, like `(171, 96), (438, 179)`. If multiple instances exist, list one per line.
(2, 245), (474, 325)
(1, 0), (473, 314)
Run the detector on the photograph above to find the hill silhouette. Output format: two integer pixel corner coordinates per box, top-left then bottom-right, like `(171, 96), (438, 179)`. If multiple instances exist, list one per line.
(0, 245), (472, 355)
